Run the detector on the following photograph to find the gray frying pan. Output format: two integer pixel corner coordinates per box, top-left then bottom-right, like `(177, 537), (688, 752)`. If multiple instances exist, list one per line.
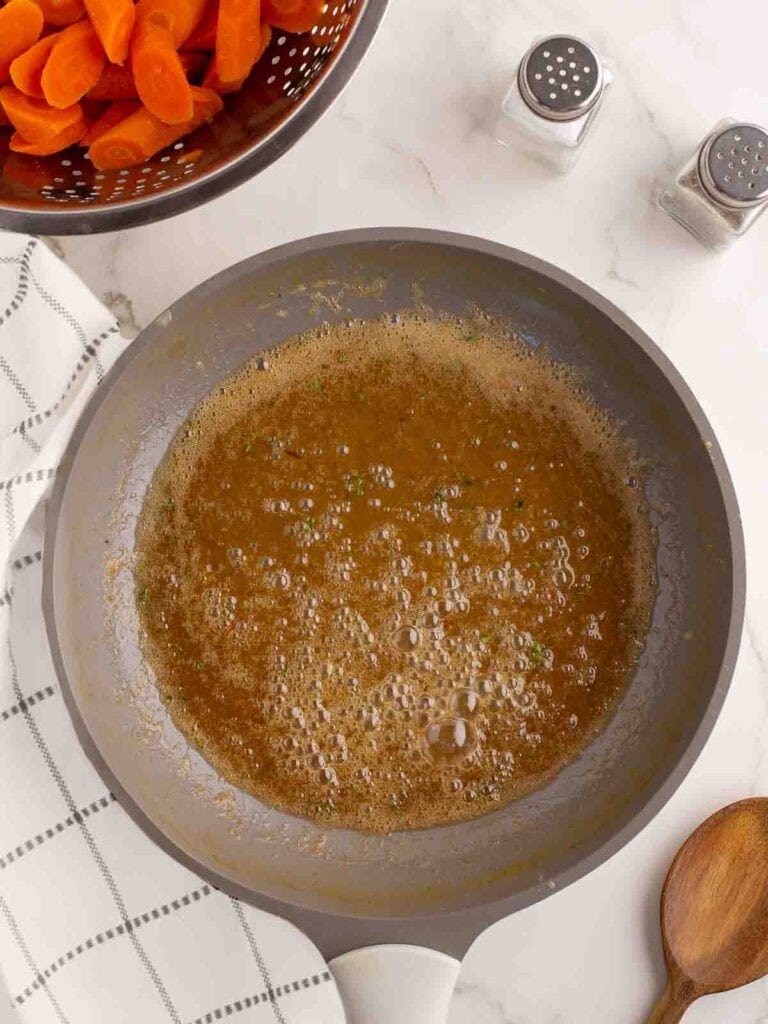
(43, 229), (744, 1023)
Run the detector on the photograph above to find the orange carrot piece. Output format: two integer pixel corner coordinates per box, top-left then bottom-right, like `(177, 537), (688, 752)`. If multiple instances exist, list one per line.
(89, 84), (222, 169)
(132, 16), (194, 124)
(41, 19), (106, 108)
(0, 0), (44, 83)
(87, 52), (207, 100)
(203, 22), (269, 93)
(30, 0), (85, 27)
(80, 99), (137, 146)
(262, 0), (323, 34)
(10, 115), (86, 154)
(83, 0), (135, 65)
(181, 0), (217, 49)
(135, 0), (209, 47)
(9, 34), (57, 99)
(87, 64), (136, 101)
(0, 83), (81, 142)
(216, 0), (262, 85)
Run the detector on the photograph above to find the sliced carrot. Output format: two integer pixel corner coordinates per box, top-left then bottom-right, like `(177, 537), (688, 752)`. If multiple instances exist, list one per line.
(9, 34), (57, 99)
(203, 22), (269, 93)
(132, 16), (194, 124)
(89, 85), (222, 169)
(181, 0), (217, 50)
(10, 115), (86, 154)
(262, 0), (323, 34)
(0, 83), (82, 142)
(41, 19), (106, 108)
(135, 0), (209, 48)
(0, 0), (44, 83)
(216, 0), (262, 85)
(86, 63), (136, 101)
(80, 99), (137, 146)
(30, 0), (85, 27)
(87, 52), (207, 100)
(83, 0), (135, 65)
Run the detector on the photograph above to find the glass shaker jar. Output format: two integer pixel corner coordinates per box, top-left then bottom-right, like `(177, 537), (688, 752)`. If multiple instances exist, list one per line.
(659, 120), (768, 252)
(494, 35), (612, 173)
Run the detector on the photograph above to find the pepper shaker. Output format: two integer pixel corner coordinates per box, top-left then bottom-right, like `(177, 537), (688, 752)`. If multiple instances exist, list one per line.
(659, 120), (768, 251)
(494, 35), (612, 173)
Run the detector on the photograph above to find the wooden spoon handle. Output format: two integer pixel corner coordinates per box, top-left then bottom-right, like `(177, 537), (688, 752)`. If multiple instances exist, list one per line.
(647, 983), (695, 1024)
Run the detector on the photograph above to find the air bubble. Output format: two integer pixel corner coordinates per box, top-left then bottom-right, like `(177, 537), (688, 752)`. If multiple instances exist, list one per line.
(393, 625), (421, 651)
(422, 716), (477, 764)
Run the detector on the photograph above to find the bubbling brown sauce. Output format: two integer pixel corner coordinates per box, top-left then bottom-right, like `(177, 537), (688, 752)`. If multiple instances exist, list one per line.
(135, 313), (655, 832)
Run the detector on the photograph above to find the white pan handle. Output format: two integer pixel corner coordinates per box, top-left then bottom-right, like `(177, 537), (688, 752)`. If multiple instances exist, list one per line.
(328, 944), (460, 1024)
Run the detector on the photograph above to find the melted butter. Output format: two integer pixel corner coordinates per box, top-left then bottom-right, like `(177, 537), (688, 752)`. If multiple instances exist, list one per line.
(135, 313), (655, 832)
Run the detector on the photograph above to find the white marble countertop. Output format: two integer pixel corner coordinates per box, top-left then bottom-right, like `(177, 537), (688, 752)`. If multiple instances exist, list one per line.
(51, 0), (768, 1020)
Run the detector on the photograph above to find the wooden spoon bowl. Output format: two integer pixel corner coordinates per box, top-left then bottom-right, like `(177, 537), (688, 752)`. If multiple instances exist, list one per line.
(650, 798), (768, 1023)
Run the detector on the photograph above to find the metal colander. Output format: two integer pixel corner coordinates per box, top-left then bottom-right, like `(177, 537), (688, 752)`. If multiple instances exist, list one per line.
(0, 0), (387, 235)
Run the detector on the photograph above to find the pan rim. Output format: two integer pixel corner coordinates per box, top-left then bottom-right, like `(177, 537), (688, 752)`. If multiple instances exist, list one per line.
(42, 227), (746, 949)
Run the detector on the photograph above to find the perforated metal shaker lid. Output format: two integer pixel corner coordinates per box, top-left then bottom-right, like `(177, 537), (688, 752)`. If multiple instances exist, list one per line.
(518, 36), (603, 122)
(698, 123), (768, 207)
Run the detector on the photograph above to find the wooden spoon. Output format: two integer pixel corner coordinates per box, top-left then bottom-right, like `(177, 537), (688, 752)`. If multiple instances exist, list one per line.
(649, 798), (768, 1023)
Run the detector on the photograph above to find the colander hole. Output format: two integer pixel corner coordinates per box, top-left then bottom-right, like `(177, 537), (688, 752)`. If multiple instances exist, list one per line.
(94, 174), (105, 180)
(299, 62), (307, 70)
(560, 83), (568, 90)
(558, 69), (566, 76)
(745, 145), (751, 153)
(716, 151), (723, 159)
(567, 46), (575, 54)
(749, 182), (755, 189)
(548, 77), (555, 84)
(556, 55), (564, 63)
(728, 161), (734, 169)
(271, 55), (280, 64)
(173, 142), (184, 150)
(60, 159), (72, 166)
(738, 170), (745, 178)
(734, 133), (742, 141)
(545, 64), (553, 72)
(574, 89), (582, 97)
(267, 74), (276, 83)
(731, 148), (737, 155)
(573, 74), (580, 81)
(724, 174), (731, 182)
(54, 177), (64, 183)
(277, 34), (286, 44)
(534, 72), (542, 80)
(542, 50), (550, 58)
(160, 155), (171, 162)
(549, 92), (556, 100)
(72, 170), (83, 177)
(302, 46), (310, 54)
(289, 47), (297, 55)
(569, 61), (576, 68)
(583, 66), (590, 73)
(284, 66), (293, 75)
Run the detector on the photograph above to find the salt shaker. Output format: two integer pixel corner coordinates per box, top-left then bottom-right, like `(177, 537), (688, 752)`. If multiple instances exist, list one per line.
(494, 35), (612, 173)
(659, 120), (768, 252)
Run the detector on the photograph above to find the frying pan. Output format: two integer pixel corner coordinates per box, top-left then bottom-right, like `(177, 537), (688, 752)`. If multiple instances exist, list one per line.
(44, 229), (744, 1023)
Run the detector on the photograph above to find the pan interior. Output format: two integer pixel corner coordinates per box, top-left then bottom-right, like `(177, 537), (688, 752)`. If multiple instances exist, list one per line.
(49, 237), (738, 920)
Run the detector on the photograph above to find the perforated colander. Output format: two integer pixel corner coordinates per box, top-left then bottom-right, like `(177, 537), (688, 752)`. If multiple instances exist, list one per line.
(0, 0), (387, 235)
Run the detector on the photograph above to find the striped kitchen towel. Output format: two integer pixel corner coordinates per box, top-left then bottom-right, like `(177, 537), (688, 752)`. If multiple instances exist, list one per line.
(0, 234), (346, 1024)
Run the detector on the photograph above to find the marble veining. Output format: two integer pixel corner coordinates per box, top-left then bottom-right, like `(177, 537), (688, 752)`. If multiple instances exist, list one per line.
(47, 0), (768, 1020)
